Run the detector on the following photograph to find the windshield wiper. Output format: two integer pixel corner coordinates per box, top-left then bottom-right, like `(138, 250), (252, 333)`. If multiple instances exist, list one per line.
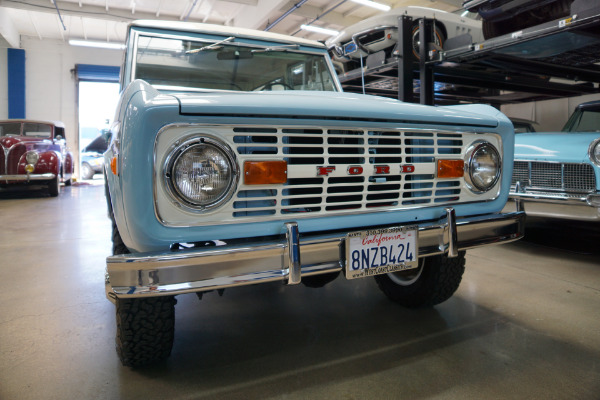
(186, 37), (235, 54)
(252, 44), (300, 53)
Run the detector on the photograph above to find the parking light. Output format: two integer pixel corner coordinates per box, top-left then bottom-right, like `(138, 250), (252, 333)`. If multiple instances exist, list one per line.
(437, 159), (464, 178)
(244, 161), (287, 185)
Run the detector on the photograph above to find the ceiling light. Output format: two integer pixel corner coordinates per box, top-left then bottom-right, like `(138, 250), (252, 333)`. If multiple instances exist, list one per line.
(300, 24), (339, 36)
(69, 39), (126, 50)
(350, 0), (391, 12)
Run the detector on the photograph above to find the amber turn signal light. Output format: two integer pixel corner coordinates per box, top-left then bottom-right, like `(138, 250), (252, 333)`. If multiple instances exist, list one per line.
(110, 156), (118, 176)
(437, 159), (464, 178)
(244, 160), (287, 185)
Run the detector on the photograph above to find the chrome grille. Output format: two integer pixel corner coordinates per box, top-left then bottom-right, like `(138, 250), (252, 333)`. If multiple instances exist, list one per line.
(231, 127), (467, 218)
(512, 161), (596, 193)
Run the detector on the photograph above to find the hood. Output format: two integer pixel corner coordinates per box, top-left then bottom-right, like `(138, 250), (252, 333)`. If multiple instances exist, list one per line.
(176, 91), (501, 128)
(515, 132), (600, 163)
(0, 136), (40, 148)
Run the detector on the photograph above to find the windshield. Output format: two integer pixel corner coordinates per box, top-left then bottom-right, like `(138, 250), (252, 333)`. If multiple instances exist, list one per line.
(134, 35), (338, 92)
(562, 107), (600, 132)
(0, 122), (21, 136)
(0, 122), (52, 138)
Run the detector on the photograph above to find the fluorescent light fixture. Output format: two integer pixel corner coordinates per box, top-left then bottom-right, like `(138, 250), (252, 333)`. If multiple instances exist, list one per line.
(69, 39), (125, 50)
(350, 0), (391, 12)
(300, 24), (339, 36)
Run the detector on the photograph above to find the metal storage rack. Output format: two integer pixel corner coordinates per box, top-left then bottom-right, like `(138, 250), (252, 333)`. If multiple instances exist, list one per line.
(338, 2), (600, 105)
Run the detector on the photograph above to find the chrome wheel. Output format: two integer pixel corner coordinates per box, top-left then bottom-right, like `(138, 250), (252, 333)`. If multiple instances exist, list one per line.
(387, 259), (424, 286)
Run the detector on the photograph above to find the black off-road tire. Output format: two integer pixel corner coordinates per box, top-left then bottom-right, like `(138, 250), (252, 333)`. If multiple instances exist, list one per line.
(374, 251), (466, 308)
(116, 296), (177, 367)
(48, 175), (60, 197)
(111, 215), (129, 255)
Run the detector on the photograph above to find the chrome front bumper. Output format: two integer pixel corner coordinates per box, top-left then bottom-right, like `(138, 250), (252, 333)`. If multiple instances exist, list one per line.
(105, 209), (525, 301)
(505, 191), (600, 221)
(0, 173), (56, 182)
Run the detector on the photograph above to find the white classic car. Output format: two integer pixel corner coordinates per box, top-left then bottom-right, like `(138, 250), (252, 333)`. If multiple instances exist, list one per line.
(326, 6), (483, 66)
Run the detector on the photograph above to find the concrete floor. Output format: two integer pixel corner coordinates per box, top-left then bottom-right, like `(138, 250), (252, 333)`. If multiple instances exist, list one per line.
(1, 181), (599, 400)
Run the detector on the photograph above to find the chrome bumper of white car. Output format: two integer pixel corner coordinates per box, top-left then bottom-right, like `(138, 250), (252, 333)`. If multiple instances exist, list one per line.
(505, 191), (600, 221)
(105, 209), (525, 302)
(0, 173), (56, 182)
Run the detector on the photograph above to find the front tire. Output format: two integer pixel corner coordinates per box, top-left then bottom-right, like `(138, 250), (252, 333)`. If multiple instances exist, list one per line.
(374, 252), (466, 308)
(116, 296), (177, 367)
(81, 162), (94, 180)
(48, 175), (60, 197)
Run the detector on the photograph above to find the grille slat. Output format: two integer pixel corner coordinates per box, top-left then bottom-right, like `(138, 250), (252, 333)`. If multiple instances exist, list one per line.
(512, 161), (596, 193)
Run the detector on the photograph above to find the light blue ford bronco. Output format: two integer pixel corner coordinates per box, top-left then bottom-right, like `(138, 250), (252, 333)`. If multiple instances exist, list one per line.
(104, 20), (525, 367)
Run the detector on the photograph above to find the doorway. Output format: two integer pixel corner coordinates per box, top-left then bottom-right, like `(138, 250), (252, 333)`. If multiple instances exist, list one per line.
(78, 81), (119, 181)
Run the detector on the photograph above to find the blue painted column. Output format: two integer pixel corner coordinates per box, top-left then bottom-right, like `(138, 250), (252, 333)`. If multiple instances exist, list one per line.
(7, 48), (26, 119)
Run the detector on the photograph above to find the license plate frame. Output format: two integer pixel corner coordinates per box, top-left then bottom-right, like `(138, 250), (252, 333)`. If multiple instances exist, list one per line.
(345, 226), (419, 280)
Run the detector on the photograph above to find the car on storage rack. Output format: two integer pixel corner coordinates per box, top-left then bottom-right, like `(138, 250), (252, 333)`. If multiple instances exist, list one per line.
(326, 6), (483, 70)
(104, 20), (524, 367)
(506, 100), (600, 220)
(0, 120), (73, 196)
(463, 0), (575, 39)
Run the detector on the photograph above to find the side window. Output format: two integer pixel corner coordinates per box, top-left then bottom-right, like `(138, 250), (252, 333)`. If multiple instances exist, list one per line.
(23, 123), (52, 138)
(55, 127), (66, 140)
(575, 110), (600, 132)
(0, 123), (22, 136)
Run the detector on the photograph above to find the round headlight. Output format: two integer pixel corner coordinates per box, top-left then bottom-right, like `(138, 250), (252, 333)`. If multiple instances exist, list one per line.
(26, 151), (39, 165)
(166, 137), (238, 210)
(589, 139), (600, 166)
(465, 141), (501, 193)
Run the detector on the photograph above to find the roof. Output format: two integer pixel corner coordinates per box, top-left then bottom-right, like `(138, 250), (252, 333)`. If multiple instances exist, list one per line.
(130, 20), (326, 49)
(0, 119), (65, 128)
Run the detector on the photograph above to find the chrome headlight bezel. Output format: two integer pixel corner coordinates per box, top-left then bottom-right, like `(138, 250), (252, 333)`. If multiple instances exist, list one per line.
(163, 136), (239, 212)
(588, 138), (600, 167)
(25, 151), (39, 165)
(464, 140), (502, 194)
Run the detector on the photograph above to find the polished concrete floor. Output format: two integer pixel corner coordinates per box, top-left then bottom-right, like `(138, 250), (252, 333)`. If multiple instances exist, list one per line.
(1, 181), (599, 400)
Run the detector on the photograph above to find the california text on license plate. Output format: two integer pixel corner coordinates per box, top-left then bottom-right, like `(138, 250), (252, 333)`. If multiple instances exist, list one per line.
(345, 226), (418, 280)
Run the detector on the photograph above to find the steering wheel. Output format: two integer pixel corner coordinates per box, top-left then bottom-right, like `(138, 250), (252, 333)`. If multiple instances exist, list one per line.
(263, 81), (294, 91)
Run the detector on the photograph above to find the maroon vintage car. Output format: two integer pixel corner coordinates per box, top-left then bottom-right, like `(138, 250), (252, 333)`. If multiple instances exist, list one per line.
(0, 120), (74, 196)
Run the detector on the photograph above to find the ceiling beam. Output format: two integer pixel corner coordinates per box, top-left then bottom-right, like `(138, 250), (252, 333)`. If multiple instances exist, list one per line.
(0, 0), (206, 23)
(277, 1), (362, 27)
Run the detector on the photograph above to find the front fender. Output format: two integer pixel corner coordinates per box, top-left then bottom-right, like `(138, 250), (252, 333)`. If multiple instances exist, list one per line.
(34, 151), (61, 175)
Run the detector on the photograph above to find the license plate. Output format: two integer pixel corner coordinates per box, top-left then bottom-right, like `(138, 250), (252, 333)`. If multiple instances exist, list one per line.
(345, 226), (418, 280)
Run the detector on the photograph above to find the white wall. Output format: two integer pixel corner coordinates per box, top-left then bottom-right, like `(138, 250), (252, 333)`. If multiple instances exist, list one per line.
(502, 92), (600, 132)
(20, 36), (123, 177)
(0, 47), (7, 120)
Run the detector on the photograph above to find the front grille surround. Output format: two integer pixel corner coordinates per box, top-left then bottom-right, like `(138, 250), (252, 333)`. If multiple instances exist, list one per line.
(154, 124), (503, 227)
(511, 160), (597, 193)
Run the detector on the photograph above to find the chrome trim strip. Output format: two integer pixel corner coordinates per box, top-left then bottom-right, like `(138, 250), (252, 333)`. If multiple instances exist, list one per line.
(0, 173), (56, 181)
(106, 210), (525, 298)
(509, 191), (590, 204)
